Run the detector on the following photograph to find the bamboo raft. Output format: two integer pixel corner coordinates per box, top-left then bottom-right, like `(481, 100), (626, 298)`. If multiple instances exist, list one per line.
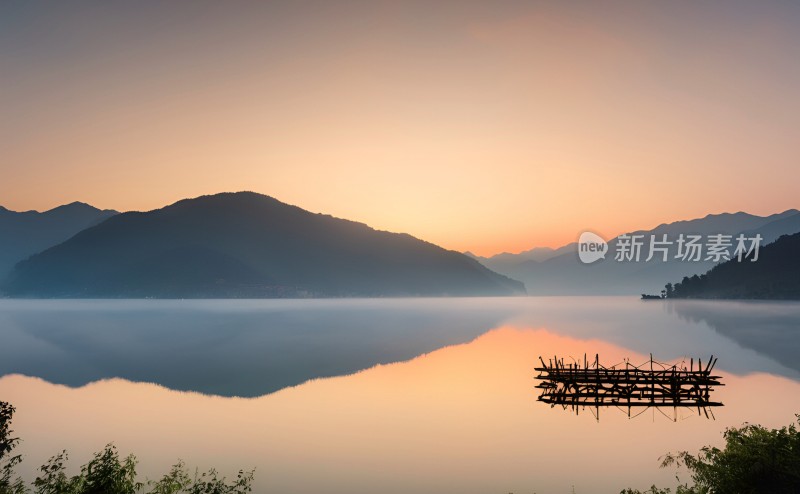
(535, 354), (724, 420)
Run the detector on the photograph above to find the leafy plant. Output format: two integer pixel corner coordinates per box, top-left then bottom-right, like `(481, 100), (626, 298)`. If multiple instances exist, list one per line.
(0, 402), (255, 494)
(147, 461), (191, 494)
(183, 468), (253, 494)
(623, 415), (800, 493)
(661, 416), (800, 493)
(148, 462), (253, 494)
(81, 445), (142, 494)
(0, 402), (25, 494)
(33, 451), (83, 494)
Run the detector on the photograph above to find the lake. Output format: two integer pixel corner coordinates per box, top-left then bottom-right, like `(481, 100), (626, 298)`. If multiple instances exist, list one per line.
(1, 297), (799, 493)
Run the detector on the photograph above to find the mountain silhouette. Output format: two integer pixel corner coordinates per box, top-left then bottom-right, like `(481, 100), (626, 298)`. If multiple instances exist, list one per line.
(667, 232), (800, 299)
(466, 244), (574, 275)
(739, 211), (800, 245)
(2, 192), (525, 298)
(476, 209), (800, 295)
(0, 202), (118, 279)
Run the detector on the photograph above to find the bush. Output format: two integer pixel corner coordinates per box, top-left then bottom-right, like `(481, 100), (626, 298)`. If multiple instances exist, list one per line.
(0, 402), (254, 494)
(1, 401), (25, 494)
(623, 415), (800, 494)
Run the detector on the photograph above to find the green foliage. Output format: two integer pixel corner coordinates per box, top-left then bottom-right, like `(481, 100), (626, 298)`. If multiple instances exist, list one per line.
(661, 416), (800, 493)
(147, 462), (191, 494)
(625, 415), (800, 494)
(620, 486), (674, 494)
(147, 462), (253, 494)
(28, 449), (254, 494)
(0, 402), (25, 494)
(620, 485), (700, 494)
(0, 402), (18, 462)
(182, 468), (253, 494)
(0, 402), (255, 494)
(0, 453), (26, 494)
(81, 445), (142, 494)
(31, 445), (142, 494)
(33, 451), (83, 494)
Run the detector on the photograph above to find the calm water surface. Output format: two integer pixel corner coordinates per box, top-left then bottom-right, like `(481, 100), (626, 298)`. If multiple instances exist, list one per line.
(1, 297), (799, 493)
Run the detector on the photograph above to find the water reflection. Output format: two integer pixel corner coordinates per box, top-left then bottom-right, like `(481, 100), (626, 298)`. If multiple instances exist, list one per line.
(0, 299), (516, 397)
(1, 298), (799, 399)
(670, 300), (800, 374)
(2, 324), (799, 494)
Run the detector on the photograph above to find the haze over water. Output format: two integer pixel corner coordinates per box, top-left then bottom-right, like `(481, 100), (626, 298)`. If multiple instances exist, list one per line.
(1, 297), (799, 493)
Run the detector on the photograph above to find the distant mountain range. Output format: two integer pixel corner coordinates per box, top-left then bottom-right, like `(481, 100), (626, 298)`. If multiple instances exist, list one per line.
(0, 202), (117, 279)
(2, 192), (525, 298)
(472, 209), (800, 295)
(466, 245), (574, 274)
(3, 193), (797, 298)
(668, 232), (800, 299)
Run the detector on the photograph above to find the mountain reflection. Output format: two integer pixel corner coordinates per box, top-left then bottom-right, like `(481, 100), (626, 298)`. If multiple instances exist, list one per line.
(0, 299), (512, 397)
(1, 298), (799, 398)
(3, 325), (800, 493)
(669, 300), (800, 374)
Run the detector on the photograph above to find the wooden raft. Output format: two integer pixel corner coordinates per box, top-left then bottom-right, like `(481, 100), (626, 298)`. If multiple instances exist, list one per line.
(535, 354), (724, 420)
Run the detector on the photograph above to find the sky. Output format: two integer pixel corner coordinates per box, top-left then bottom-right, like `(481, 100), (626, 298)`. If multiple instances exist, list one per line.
(2, 1), (800, 256)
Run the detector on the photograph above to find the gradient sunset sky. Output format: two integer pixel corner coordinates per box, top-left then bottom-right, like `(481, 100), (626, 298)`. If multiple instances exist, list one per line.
(2, 1), (799, 256)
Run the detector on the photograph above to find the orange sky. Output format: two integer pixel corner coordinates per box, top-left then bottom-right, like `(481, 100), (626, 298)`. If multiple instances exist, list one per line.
(2, 1), (799, 256)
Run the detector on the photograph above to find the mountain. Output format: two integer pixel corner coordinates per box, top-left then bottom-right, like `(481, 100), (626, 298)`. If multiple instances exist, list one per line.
(477, 209), (800, 295)
(2, 192), (525, 298)
(740, 211), (800, 245)
(667, 232), (800, 299)
(467, 244), (575, 275)
(0, 202), (118, 279)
